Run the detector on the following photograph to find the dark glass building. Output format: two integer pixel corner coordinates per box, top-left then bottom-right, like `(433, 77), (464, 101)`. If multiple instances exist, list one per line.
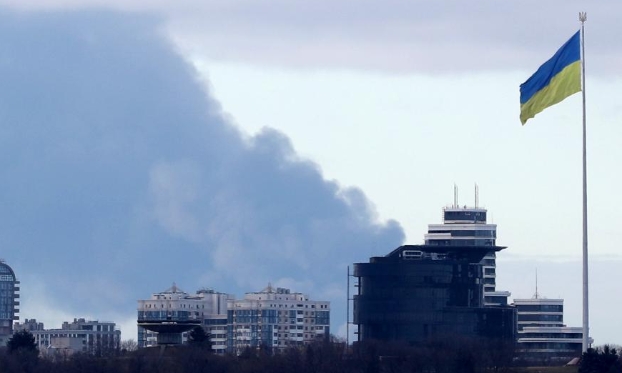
(353, 243), (516, 343)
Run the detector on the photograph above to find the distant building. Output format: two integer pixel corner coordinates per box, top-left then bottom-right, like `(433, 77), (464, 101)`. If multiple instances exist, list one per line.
(353, 244), (516, 343)
(27, 318), (121, 356)
(228, 285), (330, 355)
(14, 318), (44, 332)
(137, 284), (230, 352)
(514, 297), (584, 362)
(138, 284), (329, 354)
(0, 261), (20, 346)
(424, 198), (511, 306)
(353, 195), (515, 344)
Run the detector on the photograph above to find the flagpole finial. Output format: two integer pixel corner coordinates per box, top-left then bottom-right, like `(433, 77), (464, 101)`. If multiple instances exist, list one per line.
(579, 12), (587, 23)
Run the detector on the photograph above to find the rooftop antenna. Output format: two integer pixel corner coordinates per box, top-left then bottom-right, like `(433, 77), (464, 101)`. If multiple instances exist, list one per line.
(534, 268), (539, 299)
(453, 184), (458, 208)
(475, 183), (479, 208)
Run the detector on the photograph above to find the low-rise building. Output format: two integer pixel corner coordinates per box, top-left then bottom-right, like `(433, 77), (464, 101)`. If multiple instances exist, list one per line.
(14, 318), (44, 332)
(514, 297), (583, 363)
(25, 318), (121, 356)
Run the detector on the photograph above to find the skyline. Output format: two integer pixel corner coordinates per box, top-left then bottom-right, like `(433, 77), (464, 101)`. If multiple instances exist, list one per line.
(0, 2), (620, 345)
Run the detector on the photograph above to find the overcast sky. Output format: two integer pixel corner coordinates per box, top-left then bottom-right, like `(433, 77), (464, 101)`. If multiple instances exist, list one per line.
(0, 1), (621, 345)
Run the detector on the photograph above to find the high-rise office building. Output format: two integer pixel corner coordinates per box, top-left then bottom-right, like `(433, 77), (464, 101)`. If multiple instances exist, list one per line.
(0, 260), (19, 346)
(353, 244), (516, 343)
(353, 192), (515, 344)
(424, 193), (511, 306)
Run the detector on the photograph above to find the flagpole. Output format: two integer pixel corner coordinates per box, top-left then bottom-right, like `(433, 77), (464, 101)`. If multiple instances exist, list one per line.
(579, 11), (589, 353)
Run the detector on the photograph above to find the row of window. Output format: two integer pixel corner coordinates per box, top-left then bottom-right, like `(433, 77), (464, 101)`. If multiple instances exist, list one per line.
(231, 317), (320, 324)
(142, 303), (207, 309)
(519, 332), (582, 339)
(518, 314), (563, 322)
(229, 309), (318, 317)
(516, 305), (563, 312)
(519, 342), (582, 349)
(428, 230), (496, 238)
(443, 211), (486, 222)
(235, 303), (327, 309)
(427, 239), (495, 246)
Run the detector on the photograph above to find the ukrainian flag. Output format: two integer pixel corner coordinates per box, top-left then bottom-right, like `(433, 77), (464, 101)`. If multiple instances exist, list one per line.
(520, 31), (581, 125)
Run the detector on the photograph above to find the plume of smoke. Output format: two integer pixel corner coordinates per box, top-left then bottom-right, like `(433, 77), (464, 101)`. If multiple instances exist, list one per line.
(0, 9), (404, 337)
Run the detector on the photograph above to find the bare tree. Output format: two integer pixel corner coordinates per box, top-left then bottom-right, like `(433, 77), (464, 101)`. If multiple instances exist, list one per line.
(121, 339), (138, 353)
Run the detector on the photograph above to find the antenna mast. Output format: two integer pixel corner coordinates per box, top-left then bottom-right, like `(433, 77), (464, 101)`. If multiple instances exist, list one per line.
(534, 268), (539, 299)
(475, 184), (479, 208)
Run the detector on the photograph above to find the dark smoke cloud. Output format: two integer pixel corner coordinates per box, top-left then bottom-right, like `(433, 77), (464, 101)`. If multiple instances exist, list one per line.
(0, 9), (404, 335)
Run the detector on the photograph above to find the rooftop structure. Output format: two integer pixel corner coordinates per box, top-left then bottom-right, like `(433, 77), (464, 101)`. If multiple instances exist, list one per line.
(14, 318), (44, 332)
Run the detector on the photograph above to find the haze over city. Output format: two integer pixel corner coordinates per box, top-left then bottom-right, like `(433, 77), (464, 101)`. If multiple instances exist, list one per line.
(0, 1), (620, 346)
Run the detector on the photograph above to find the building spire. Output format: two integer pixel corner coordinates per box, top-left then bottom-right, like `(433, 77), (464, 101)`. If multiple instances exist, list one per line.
(533, 269), (539, 299)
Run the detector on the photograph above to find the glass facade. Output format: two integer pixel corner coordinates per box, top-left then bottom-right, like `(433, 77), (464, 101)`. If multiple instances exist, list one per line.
(518, 314), (563, 322)
(516, 304), (563, 313)
(353, 245), (516, 344)
(444, 211), (486, 223)
(0, 262), (18, 342)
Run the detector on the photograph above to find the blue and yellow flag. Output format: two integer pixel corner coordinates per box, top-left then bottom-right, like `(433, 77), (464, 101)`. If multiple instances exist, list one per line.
(520, 31), (581, 125)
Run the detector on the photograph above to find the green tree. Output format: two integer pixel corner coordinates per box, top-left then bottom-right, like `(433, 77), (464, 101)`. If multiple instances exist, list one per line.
(7, 330), (37, 355)
(188, 326), (212, 350)
(579, 345), (621, 373)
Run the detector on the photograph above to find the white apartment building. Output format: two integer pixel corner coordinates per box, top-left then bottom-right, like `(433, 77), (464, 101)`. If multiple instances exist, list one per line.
(228, 285), (330, 354)
(20, 318), (121, 356)
(137, 284), (231, 352)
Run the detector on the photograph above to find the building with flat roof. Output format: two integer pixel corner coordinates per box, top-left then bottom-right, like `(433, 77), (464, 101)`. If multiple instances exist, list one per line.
(14, 318), (44, 333)
(353, 244), (516, 343)
(137, 284), (231, 351)
(513, 297), (584, 363)
(138, 284), (329, 354)
(26, 318), (121, 356)
(228, 284), (330, 354)
(0, 261), (19, 346)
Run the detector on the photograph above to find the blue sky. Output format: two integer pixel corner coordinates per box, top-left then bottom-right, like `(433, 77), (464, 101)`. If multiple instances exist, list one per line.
(0, 1), (621, 345)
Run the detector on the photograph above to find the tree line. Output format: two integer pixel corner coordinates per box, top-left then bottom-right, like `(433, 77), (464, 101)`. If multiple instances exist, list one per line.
(0, 329), (619, 373)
